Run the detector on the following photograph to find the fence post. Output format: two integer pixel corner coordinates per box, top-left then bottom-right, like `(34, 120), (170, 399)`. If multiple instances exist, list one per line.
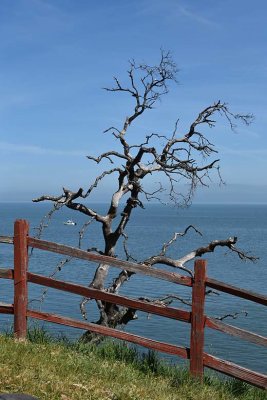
(14, 219), (29, 339)
(190, 259), (207, 380)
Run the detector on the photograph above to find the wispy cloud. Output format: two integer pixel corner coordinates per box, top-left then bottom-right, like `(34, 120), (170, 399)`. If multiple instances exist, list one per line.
(0, 142), (87, 157)
(0, 93), (34, 112)
(132, 1), (219, 28)
(219, 146), (267, 157)
(177, 5), (219, 28)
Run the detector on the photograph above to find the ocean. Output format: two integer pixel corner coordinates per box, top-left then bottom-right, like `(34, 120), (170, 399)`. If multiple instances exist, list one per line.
(0, 202), (266, 374)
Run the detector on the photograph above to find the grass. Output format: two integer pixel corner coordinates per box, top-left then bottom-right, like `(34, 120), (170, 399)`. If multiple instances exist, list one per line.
(0, 327), (265, 400)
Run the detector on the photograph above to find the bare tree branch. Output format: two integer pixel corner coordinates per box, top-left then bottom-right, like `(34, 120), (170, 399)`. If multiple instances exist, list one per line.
(215, 311), (248, 321)
(143, 236), (257, 277)
(33, 51), (255, 341)
(139, 295), (192, 307)
(87, 152), (129, 164)
(160, 225), (202, 256)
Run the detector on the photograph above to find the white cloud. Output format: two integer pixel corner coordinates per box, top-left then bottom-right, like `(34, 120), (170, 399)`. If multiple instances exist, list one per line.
(0, 93), (34, 112)
(0, 141), (87, 157)
(219, 145), (267, 157)
(177, 5), (219, 28)
(131, 1), (219, 28)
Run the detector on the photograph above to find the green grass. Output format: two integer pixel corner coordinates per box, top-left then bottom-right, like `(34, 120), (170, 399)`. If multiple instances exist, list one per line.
(0, 327), (265, 400)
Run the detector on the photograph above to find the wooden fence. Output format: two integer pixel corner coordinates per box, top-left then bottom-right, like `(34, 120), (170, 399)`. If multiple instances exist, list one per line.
(0, 219), (266, 389)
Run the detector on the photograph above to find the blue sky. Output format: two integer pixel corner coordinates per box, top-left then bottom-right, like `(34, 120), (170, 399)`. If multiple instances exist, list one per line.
(1, 0), (267, 203)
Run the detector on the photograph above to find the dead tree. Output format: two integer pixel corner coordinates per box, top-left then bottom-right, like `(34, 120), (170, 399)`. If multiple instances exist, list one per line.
(33, 51), (255, 341)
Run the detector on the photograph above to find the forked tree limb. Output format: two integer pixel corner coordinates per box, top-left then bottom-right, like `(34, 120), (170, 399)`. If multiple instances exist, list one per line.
(33, 50), (255, 337)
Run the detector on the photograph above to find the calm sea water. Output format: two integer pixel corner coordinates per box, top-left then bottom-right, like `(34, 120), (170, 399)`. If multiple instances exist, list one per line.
(0, 202), (266, 374)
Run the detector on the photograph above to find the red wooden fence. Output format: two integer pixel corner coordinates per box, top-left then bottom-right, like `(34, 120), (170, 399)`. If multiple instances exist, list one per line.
(0, 219), (266, 389)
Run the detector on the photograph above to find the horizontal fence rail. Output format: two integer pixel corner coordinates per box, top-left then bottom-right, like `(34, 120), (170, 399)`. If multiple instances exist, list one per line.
(203, 353), (267, 389)
(206, 277), (267, 306)
(0, 268), (14, 279)
(0, 220), (266, 390)
(28, 237), (192, 287)
(27, 272), (191, 322)
(0, 302), (14, 314)
(27, 309), (190, 359)
(205, 317), (267, 348)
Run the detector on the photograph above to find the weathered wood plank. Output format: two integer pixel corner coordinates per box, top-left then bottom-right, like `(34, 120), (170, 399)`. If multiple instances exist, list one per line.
(206, 317), (267, 348)
(14, 220), (29, 339)
(27, 272), (191, 323)
(28, 237), (192, 286)
(206, 277), (267, 306)
(27, 309), (190, 359)
(0, 236), (13, 244)
(0, 268), (14, 280)
(0, 303), (14, 314)
(190, 259), (206, 379)
(203, 353), (267, 390)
